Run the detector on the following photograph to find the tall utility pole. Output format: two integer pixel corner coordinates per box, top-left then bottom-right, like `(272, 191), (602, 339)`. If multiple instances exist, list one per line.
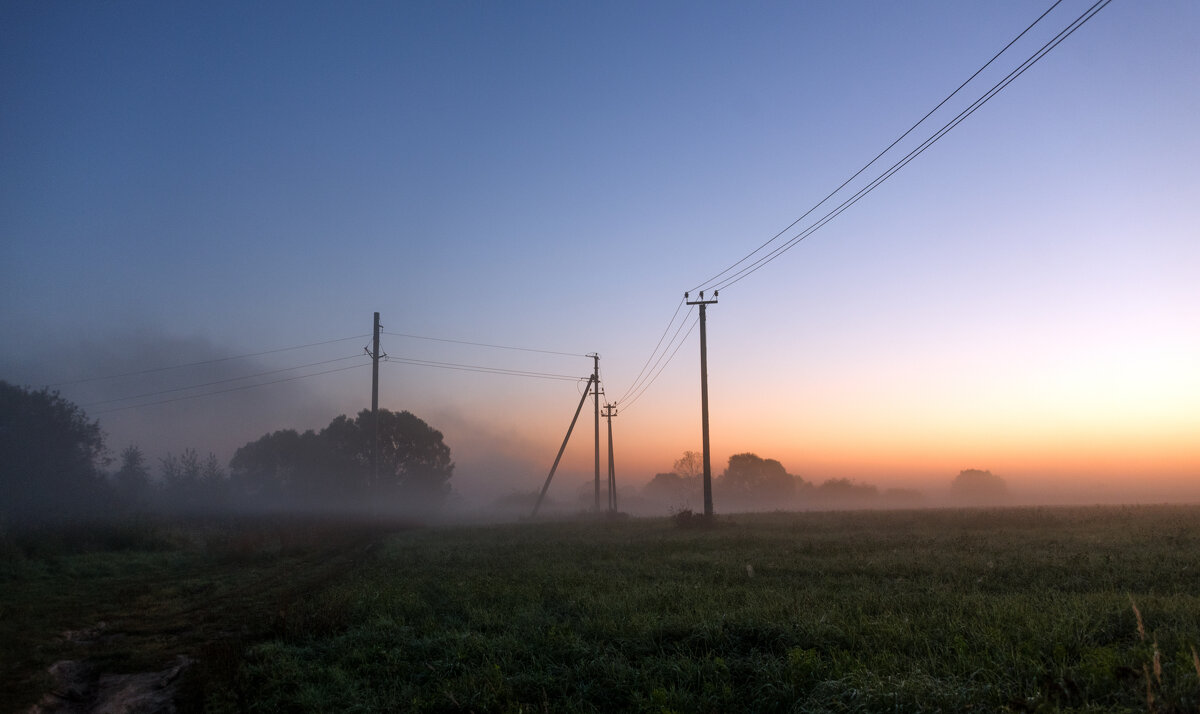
(589, 353), (600, 511)
(685, 291), (718, 517)
(371, 312), (381, 414)
(368, 312), (383, 488)
(603, 403), (617, 512)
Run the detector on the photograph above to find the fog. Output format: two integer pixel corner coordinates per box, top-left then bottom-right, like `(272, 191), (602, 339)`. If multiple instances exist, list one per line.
(3, 327), (1197, 525)
(0, 328), (348, 465)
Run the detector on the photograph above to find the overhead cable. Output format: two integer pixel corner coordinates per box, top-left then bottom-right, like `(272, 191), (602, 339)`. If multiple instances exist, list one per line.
(615, 304), (695, 406)
(91, 363), (370, 415)
(613, 297), (688, 405)
(620, 313), (700, 412)
(81, 355), (367, 408)
(384, 356), (584, 382)
(382, 331), (585, 358)
(694, 0), (1105, 294)
(49, 334), (370, 387)
(711, 0), (1113, 293)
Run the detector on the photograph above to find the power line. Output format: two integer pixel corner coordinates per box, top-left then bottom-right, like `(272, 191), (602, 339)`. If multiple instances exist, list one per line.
(616, 305), (695, 408)
(711, 0), (1113, 294)
(620, 312), (700, 412)
(613, 297), (688, 405)
(694, 0), (1105, 294)
(691, 0), (1066, 294)
(382, 331), (586, 358)
(81, 354), (367, 408)
(49, 334), (371, 387)
(91, 363), (370, 415)
(384, 356), (585, 382)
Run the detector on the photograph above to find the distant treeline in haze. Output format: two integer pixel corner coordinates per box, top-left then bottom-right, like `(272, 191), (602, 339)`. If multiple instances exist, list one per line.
(0, 380), (453, 525)
(1, 380), (1009, 526)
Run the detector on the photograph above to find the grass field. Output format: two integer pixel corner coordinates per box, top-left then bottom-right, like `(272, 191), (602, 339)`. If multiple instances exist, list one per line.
(3, 506), (1199, 712)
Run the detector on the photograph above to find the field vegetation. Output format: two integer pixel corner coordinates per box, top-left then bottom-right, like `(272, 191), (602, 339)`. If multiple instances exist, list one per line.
(3, 506), (1199, 712)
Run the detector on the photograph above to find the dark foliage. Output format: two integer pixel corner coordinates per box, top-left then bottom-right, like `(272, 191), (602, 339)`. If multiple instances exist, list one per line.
(112, 445), (152, 510)
(717, 452), (798, 506)
(230, 408), (453, 511)
(816, 477), (880, 505)
(0, 380), (112, 524)
(643, 471), (700, 505)
(951, 468), (1009, 504)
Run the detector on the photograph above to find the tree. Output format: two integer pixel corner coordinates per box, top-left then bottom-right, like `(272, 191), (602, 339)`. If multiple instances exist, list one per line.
(815, 478), (879, 505)
(344, 409), (454, 506)
(0, 381), (110, 523)
(160, 448), (203, 511)
(950, 468), (1008, 504)
(673, 450), (703, 479)
(229, 408), (454, 510)
(717, 453), (796, 505)
(112, 445), (152, 509)
(230, 428), (346, 505)
(642, 472), (699, 506)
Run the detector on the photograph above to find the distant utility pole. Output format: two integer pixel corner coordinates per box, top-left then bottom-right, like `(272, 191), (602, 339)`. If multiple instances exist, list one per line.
(367, 311), (384, 488)
(603, 402), (617, 512)
(685, 290), (718, 517)
(590, 353), (600, 511)
(371, 312), (381, 414)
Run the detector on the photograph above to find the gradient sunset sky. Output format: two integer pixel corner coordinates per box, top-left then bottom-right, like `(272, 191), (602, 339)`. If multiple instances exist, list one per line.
(2, 1), (1197, 505)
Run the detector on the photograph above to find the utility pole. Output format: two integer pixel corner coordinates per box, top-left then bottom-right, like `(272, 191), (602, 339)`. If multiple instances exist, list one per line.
(371, 312), (381, 415)
(590, 353), (600, 511)
(603, 402), (617, 512)
(367, 312), (383, 489)
(685, 291), (718, 517)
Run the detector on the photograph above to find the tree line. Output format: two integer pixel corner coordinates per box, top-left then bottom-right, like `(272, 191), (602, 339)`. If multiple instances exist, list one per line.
(0, 380), (454, 525)
(642, 451), (1006, 510)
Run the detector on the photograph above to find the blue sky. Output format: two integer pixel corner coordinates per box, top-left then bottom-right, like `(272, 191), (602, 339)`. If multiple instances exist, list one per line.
(3, 1), (1197, 504)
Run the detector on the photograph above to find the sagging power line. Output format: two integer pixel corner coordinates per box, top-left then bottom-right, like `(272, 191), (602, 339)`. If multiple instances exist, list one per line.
(618, 312), (699, 412)
(48, 334), (370, 387)
(90, 363), (370, 415)
(383, 331), (585, 358)
(383, 358), (583, 382)
(614, 299), (688, 406)
(691, 0), (1113, 296)
(81, 354), (368, 409)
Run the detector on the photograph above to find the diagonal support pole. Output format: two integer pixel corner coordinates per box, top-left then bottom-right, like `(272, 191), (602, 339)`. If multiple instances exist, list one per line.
(532, 375), (596, 518)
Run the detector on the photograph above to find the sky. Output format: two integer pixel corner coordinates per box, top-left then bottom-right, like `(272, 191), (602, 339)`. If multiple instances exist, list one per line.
(2, 1), (1197, 507)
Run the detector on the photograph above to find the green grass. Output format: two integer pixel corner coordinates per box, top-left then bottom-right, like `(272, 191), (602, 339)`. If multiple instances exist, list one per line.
(4, 506), (1200, 712)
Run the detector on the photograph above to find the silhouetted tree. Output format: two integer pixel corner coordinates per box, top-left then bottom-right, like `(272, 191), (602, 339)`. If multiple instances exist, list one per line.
(159, 448), (203, 510)
(230, 428), (347, 506)
(815, 478), (879, 505)
(0, 381), (111, 523)
(717, 453), (796, 505)
(343, 409), (454, 507)
(230, 408), (453, 510)
(112, 445), (152, 510)
(673, 450), (703, 479)
(200, 451), (229, 509)
(642, 471), (699, 506)
(950, 468), (1008, 504)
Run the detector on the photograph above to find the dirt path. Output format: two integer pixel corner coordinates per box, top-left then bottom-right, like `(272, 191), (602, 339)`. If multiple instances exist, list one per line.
(8, 524), (392, 713)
